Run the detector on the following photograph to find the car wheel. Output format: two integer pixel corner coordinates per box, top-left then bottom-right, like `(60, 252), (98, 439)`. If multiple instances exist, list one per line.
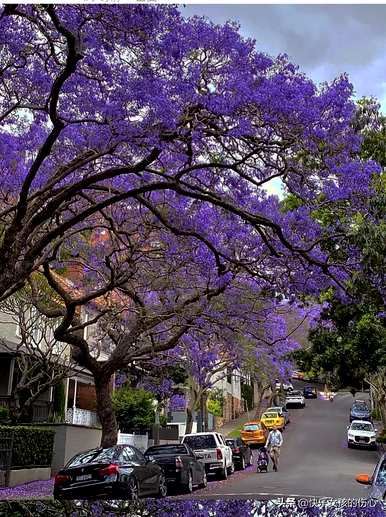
(228, 461), (235, 475)
(158, 472), (167, 498)
(347, 442), (352, 449)
(128, 477), (139, 501)
(219, 465), (228, 480)
(240, 456), (245, 470)
(184, 470), (193, 494)
(199, 471), (207, 489)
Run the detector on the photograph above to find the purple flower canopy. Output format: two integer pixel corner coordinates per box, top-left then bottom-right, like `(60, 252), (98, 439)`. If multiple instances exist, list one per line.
(0, 4), (380, 311)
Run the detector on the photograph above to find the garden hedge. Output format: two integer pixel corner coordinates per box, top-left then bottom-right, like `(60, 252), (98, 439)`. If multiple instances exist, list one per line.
(0, 425), (54, 468)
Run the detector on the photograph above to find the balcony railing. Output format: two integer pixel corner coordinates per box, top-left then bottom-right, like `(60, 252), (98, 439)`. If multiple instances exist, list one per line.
(66, 407), (99, 427)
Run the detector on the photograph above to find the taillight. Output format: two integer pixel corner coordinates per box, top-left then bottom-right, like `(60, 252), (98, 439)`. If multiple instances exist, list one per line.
(175, 456), (183, 469)
(234, 447), (240, 453)
(98, 464), (119, 477)
(216, 448), (223, 460)
(54, 473), (70, 486)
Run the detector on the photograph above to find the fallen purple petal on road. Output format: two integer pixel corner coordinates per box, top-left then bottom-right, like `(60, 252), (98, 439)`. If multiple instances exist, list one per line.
(0, 478), (54, 500)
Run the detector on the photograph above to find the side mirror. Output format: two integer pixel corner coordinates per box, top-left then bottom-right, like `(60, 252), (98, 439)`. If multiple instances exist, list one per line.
(356, 474), (371, 485)
(347, 425), (350, 430)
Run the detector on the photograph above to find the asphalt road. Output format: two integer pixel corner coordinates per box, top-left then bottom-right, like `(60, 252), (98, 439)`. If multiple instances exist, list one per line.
(176, 386), (379, 500)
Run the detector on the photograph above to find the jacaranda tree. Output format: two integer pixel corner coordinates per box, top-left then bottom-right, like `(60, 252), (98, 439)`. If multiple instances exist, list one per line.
(0, 4), (379, 304)
(0, 5), (381, 446)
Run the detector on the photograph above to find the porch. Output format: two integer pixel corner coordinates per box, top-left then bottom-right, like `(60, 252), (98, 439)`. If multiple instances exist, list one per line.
(64, 376), (100, 427)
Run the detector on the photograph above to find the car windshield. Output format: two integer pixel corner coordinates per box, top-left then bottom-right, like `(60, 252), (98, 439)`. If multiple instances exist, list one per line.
(183, 435), (216, 449)
(351, 422), (373, 432)
(263, 413), (278, 419)
(375, 461), (386, 485)
(225, 440), (236, 447)
(146, 445), (188, 456)
(66, 448), (116, 467)
(288, 391), (301, 396)
(243, 423), (261, 431)
(352, 404), (368, 412)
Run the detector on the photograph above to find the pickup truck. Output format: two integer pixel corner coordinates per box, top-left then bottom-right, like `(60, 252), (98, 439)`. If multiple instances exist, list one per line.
(181, 432), (234, 479)
(144, 443), (207, 494)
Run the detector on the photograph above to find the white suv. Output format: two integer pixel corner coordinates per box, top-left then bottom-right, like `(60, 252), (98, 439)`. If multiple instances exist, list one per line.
(181, 432), (234, 479)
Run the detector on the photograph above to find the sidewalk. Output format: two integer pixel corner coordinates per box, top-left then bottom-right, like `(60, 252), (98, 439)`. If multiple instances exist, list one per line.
(216, 397), (272, 437)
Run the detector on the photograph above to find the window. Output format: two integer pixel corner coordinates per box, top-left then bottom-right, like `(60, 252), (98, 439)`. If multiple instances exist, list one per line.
(217, 434), (224, 445)
(243, 424), (261, 431)
(133, 447), (146, 464)
(147, 445), (188, 456)
(121, 447), (137, 463)
(351, 422), (373, 432)
(183, 435), (216, 449)
(83, 311), (89, 340)
(67, 448), (116, 467)
(375, 460), (386, 485)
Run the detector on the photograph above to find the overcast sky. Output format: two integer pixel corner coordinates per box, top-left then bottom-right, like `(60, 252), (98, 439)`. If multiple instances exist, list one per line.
(181, 4), (386, 111)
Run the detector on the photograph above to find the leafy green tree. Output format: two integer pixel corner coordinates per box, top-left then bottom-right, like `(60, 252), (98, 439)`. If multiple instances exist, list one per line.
(112, 387), (155, 432)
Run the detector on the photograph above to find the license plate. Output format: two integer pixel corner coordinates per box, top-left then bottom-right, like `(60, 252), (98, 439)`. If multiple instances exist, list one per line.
(265, 420), (274, 424)
(76, 474), (92, 481)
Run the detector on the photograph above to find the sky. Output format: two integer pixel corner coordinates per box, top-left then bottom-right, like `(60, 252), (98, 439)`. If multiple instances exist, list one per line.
(181, 4), (386, 111)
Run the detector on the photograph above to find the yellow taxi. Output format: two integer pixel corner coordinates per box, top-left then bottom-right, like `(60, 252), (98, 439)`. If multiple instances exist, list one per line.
(240, 420), (268, 446)
(260, 411), (285, 431)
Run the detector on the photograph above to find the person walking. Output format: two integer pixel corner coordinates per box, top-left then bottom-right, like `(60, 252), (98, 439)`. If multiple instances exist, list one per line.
(265, 425), (283, 472)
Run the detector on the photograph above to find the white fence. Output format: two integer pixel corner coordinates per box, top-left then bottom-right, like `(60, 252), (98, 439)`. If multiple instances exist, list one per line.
(117, 431), (149, 451)
(66, 408), (99, 427)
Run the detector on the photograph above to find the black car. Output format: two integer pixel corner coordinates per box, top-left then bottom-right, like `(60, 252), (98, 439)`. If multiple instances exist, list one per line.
(225, 438), (252, 470)
(54, 445), (167, 500)
(303, 386), (317, 399)
(356, 453), (386, 501)
(350, 400), (371, 422)
(144, 444), (207, 494)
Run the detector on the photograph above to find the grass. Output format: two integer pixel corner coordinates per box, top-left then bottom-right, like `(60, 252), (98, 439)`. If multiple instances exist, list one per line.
(227, 423), (244, 438)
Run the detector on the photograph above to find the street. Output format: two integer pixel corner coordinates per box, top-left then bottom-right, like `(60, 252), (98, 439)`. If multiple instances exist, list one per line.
(175, 388), (379, 500)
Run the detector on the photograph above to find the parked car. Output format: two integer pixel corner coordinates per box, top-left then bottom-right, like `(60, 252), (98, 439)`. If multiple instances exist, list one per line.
(285, 390), (305, 408)
(275, 379), (293, 392)
(181, 432), (233, 479)
(303, 386), (317, 399)
(347, 420), (378, 450)
(356, 453), (386, 501)
(240, 420), (269, 447)
(53, 445), (167, 500)
(350, 400), (371, 422)
(144, 443), (206, 494)
(225, 438), (253, 470)
(260, 411), (285, 431)
(267, 406), (290, 425)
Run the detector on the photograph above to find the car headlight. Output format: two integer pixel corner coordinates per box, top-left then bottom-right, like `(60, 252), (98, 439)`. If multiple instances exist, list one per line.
(348, 433), (355, 439)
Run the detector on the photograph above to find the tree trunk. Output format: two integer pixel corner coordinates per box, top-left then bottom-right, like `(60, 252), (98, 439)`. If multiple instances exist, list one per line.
(94, 374), (118, 448)
(186, 406), (194, 435)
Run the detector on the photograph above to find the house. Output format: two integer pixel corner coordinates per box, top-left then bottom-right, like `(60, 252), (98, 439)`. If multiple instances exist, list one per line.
(0, 302), (104, 427)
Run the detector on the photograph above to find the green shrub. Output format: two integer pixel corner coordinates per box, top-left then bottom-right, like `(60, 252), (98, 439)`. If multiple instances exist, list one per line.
(0, 425), (55, 467)
(241, 384), (254, 411)
(112, 387), (155, 431)
(207, 388), (224, 417)
(53, 381), (66, 420)
(207, 399), (222, 417)
(0, 406), (10, 422)
(377, 428), (386, 443)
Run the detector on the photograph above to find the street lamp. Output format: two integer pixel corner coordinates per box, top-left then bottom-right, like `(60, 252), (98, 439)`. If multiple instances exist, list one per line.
(152, 399), (160, 446)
